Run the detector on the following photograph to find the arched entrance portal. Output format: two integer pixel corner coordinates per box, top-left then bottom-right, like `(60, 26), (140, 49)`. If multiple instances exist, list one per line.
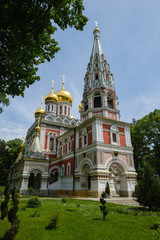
(108, 162), (127, 197)
(28, 170), (42, 190)
(80, 163), (91, 190)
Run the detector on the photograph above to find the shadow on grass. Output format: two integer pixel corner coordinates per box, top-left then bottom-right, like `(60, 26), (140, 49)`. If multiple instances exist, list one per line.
(93, 218), (101, 221)
(65, 209), (76, 212)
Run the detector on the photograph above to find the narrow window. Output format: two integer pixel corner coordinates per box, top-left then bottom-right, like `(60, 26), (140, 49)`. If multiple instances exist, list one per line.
(85, 101), (88, 111)
(65, 106), (66, 115)
(94, 93), (101, 108)
(52, 105), (53, 111)
(60, 106), (62, 114)
(68, 108), (70, 116)
(48, 105), (50, 111)
(84, 135), (87, 145)
(50, 138), (54, 150)
(112, 133), (116, 142)
(95, 73), (98, 80)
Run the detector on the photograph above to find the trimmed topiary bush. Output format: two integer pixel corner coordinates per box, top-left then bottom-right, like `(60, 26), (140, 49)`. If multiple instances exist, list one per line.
(26, 197), (42, 208)
(100, 192), (108, 221)
(1, 182), (10, 219)
(4, 187), (20, 240)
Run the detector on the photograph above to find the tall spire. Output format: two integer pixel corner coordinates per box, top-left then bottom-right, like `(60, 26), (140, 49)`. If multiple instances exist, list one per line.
(80, 24), (120, 122)
(83, 23), (115, 94)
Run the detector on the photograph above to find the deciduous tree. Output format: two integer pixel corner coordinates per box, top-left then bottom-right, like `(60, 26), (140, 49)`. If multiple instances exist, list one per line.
(0, 0), (88, 112)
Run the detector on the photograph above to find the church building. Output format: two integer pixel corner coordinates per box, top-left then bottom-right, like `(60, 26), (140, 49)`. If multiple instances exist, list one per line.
(11, 25), (137, 197)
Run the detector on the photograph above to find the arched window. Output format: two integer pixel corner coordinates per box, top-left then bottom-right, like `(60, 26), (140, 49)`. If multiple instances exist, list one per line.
(68, 108), (70, 116)
(110, 125), (119, 145)
(65, 106), (67, 115)
(94, 93), (101, 108)
(50, 138), (54, 150)
(82, 128), (88, 147)
(107, 93), (114, 109)
(51, 105), (54, 111)
(67, 163), (71, 176)
(48, 105), (50, 111)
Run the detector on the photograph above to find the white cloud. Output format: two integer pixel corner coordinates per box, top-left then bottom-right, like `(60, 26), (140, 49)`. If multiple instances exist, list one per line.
(0, 120), (28, 141)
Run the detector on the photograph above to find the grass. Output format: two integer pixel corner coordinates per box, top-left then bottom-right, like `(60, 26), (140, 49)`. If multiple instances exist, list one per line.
(0, 198), (160, 240)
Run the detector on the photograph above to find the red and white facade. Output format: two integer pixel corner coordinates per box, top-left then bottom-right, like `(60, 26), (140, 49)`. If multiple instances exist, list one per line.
(11, 26), (137, 197)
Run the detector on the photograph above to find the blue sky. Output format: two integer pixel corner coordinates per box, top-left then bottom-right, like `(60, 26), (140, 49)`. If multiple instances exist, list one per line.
(1, 0), (160, 141)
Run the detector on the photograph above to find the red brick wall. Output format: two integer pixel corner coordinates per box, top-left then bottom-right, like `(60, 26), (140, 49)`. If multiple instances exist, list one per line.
(103, 131), (110, 144)
(88, 132), (92, 145)
(119, 134), (126, 146)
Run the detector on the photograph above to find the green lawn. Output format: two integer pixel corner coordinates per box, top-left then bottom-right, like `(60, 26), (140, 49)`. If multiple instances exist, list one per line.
(0, 198), (160, 240)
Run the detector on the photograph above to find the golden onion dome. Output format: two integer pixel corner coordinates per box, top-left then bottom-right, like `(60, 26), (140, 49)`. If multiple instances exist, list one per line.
(79, 103), (82, 112)
(35, 98), (45, 117)
(45, 81), (59, 103)
(45, 90), (58, 103)
(55, 78), (73, 104)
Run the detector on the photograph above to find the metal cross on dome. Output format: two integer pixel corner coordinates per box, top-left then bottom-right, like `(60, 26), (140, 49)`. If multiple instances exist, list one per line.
(51, 80), (55, 91)
(41, 96), (44, 104)
(95, 21), (98, 27)
(62, 75), (66, 89)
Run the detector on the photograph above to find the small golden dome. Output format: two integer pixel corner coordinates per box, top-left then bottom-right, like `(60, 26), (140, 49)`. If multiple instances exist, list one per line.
(55, 78), (73, 104)
(35, 98), (45, 117)
(45, 80), (59, 103)
(79, 103), (82, 112)
(93, 26), (100, 33)
(45, 90), (59, 103)
(70, 115), (75, 119)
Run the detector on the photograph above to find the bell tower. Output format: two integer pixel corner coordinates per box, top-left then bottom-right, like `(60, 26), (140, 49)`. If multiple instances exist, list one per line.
(79, 23), (120, 122)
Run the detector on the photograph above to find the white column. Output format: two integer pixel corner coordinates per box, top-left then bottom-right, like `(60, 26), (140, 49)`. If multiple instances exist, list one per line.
(40, 128), (45, 151)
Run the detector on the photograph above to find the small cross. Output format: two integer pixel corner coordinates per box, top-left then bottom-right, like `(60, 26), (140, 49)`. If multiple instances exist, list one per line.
(95, 21), (98, 28)
(41, 96), (44, 104)
(51, 80), (55, 89)
(62, 75), (66, 88)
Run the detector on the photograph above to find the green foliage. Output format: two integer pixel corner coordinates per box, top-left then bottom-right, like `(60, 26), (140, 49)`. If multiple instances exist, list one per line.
(134, 163), (160, 210)
(105, 182), (110, 196)
(1, 182), (10, 219)
(61, 198), (67, 203)
(46, 212), (59, 230)
(4, 187), (20, 240)
(0, 0), (88, 102)
(27, 187), (34, 196)
(154, 228), (160, 240)
(131, 109), (160, 175)
(0, 186), (5, 197)
(100, 192), (108, 220)
(27, 197), (42, 208)
(150, 223), (160, 230)
(0, 138), (24, 186)
(0, 94), (9, 113)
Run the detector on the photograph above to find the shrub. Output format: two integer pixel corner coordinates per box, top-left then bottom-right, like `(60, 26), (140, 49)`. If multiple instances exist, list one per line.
(1, 182), (10, 219)
(100, 192), (108, 221)
(46, 212), (59, 230)
(105, 182), (110, 196)
(26, 197), (42, 208)
(62, 198), (67, 203)
(27, 187), (34, 196)
(31, 210), (40, 218)
(150, 223), (160, 230)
